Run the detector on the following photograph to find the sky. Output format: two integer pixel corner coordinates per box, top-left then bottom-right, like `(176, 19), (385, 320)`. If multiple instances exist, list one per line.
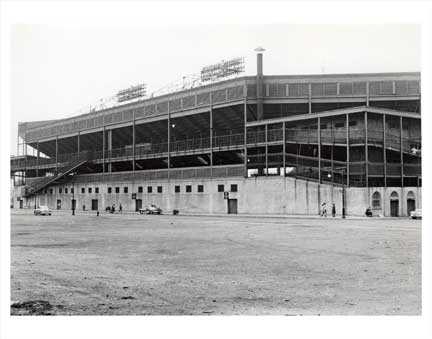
(10, 24), (420, 155)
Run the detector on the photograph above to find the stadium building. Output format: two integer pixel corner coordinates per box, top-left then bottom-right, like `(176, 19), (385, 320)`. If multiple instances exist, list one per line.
(10, 51), (421, 216)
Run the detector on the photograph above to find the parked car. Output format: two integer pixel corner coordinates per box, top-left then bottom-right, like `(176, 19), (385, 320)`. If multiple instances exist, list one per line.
(139, 204), (162, 215)
(34, 205), (52, 216)
(410, 209), (422, 220)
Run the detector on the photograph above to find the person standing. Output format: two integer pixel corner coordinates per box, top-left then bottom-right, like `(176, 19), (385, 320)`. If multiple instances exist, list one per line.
(119, 203), (122, 213)
(332, 203), (336, 217)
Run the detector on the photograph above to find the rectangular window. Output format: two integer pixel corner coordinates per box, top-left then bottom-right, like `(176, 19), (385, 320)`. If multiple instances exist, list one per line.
(186, 185), (192, 193)
(175, 185), (180, 193)
(157, 186), (163, 193)
(59, 188), (62, 194)
(50, 189), (53, 194)
(81, 188), (85, 194)
(218, 184), (224, 192)
(335, 122), (345, 128)
(65, 188), (68, 194)
(349, 120), (357, 127)
(147, 186), (152, 193)
(71, 188), (74, 194)
(124, 187), (128, 193)
(320, 124), (327, 130)
(108, 187), (112, 194)
(138, 186), (143, 193)
(115, 187), (120, 193)
(230, 184), (238, 192)
(95, 187), (99, 194)
(88, 187), (92, 193)
(197, 185), (204, 193)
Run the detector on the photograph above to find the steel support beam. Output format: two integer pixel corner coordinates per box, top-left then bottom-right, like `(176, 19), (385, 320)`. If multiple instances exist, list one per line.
(210, 105), (213, 177)
(244, 98), (247, 178)
(282, 121), (286, 176)
(36, 142), (39, 177)
(132, 112), (136, 172)
(55, 136), (58, 173)
(400, 115), (404, 186)
(346, 114), (350, 186)
(102, 127), (106, 173)
(365, 111), (368, 187)
(318, 117), (321, 183)
(265, 124), (268, 176)
(167, 105), (171, 180)
(383, 114), (387, 187)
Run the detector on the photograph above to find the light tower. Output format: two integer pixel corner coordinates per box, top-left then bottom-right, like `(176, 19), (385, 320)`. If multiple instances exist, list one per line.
(255, 47), (265, 120)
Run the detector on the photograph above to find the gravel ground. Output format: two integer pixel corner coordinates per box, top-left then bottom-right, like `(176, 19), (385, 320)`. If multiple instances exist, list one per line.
(10, 210), (421, 315)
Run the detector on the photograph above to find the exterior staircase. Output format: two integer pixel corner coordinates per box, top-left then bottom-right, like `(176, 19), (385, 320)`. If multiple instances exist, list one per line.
(24, 152), (90, 197)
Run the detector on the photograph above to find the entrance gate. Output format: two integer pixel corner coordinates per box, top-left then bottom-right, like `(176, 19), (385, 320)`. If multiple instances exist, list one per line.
(228, 199), (238, 214)
(407, 191), (416, 216)
(390, 191), (399, 217)
(135, 199), (142, 212)
(91, 199), (98, 211)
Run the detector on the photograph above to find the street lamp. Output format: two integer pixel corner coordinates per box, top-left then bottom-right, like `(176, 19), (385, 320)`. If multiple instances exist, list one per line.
(325, 167), (346, 219)
(69, 172), (76, 215)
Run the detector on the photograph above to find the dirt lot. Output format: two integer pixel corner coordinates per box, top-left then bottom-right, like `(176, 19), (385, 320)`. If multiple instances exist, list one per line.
(10, 210), (421, 315)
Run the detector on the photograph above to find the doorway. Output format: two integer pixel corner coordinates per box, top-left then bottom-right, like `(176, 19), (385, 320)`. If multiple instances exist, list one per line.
(228, 199), (238, 214)
(407, 191), (415, 216)
(56, 200), (61, 210)
(72, 199), (76, 210)
(19, 200), (23, 209)
(135, 199), (142, 212)
(91, 199), (98, 211)
(390, 191), (399, 217)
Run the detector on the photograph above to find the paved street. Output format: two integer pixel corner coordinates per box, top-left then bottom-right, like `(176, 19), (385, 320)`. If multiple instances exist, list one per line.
(10, 210), (421, 315)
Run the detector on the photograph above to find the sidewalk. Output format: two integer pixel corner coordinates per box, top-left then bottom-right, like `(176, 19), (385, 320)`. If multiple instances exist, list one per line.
(10, 208), (402, 220)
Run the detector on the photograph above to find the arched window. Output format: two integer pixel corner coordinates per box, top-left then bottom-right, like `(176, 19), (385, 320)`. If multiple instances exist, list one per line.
(372, 191), (382, 209)
(390, 191), (399, 200)
(407, 191), (415, 200)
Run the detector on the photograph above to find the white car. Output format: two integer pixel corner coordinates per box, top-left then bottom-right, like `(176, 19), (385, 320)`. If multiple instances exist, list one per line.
(139, 204), (162, 215)
(34, 205), (52, 216)
(410, 209), (422, 220)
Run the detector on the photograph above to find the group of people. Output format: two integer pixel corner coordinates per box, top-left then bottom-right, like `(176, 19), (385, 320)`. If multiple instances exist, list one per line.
(320, 202), (337, 217)
(106, 203), (122, 213)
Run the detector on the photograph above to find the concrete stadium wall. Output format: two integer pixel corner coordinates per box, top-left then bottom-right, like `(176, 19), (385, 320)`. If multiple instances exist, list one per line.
(12, 177), (421, 217)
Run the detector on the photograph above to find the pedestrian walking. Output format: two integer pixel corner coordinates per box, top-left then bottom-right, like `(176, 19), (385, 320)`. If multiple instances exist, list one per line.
(321, 202), (327, 217)
(332, 203), (336, 217)
(111, 204), (115, 213)
(119, 203), (122, 213)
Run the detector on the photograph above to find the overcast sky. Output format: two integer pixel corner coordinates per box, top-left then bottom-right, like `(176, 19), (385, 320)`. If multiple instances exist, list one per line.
(10, 24), (420, 155)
